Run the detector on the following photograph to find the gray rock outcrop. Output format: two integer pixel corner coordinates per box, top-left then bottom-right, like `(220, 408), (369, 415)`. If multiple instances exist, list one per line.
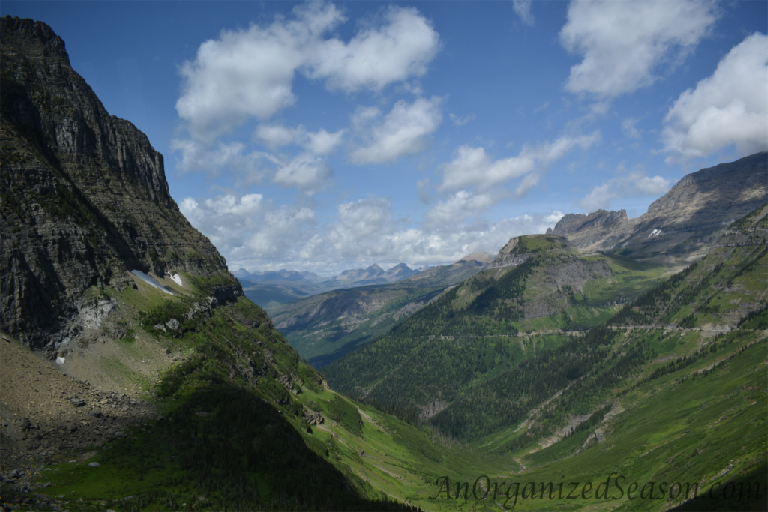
(0, 16), (242, 347)
(549, 153), (768, 259)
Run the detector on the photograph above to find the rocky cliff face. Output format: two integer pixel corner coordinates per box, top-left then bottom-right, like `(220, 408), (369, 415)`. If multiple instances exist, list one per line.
(548, 209), (636, 252)
(550, 153), (768, 259)
(0, 16), (241, 347)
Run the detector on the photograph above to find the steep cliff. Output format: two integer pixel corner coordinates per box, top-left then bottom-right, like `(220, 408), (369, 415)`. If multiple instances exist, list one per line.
(615, 152), (768, 258)
(549, 153), (768, 259)
(0, 16), (241, 348)
(548, 209), (636, 252)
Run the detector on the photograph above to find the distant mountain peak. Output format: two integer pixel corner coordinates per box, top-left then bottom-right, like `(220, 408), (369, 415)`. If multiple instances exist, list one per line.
(549, 152), (767, 259)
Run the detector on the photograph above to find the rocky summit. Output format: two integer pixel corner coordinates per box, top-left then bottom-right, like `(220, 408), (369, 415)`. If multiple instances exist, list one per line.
(0, 16), (241, 350)
(0, 17), (423, 512)
(550, 152), (768, 259)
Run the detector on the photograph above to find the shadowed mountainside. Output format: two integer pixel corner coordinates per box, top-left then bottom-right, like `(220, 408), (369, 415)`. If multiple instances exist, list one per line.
(0, 15), (241, 349)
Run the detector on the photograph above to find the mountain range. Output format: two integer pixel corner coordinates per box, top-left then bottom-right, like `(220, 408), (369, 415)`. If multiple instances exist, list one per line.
(234, 262), (420, 310)
(1, 15), (766, 512)
(267, 255), (492, 367)
(548, 152), (767, 260)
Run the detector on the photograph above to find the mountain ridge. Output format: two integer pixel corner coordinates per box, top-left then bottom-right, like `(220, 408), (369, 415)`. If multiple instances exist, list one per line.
(0, 17), (423, 510)
(549, 152), (767, 258)
(1, 15), (241, 350)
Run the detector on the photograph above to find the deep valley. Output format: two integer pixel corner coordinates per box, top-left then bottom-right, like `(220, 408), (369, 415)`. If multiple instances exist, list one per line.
(1, 14), (766, 512)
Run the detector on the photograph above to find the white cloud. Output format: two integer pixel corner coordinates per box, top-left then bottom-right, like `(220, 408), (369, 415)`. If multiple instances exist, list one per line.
(272, 153), (333, 193)
(349, 97), (443, 164)
(513, 0), (535, 26)
(449, 113), (475, 126)
(184, 192), (570, 274)
(170, 139), (273, 178)
(180, 194), (265, 251)
(175, 3), (323, 143)
(305, 5), (440, 92)
(173, 2), (440, 190)
(662, 33), (768, 161)
(577, 165), (672, 211)
(305, 128), (345, 155)
(439, 132), (600, 192)
(181, 193), (320, 265)
(245, 206), (318, 259)
(514, 173), (540, 198)
(254, 124), (345, 155)
(544, 211), (566, 225)
(254, 124), (305, 149)
(560, 0), (717, 98)
(424, 190), (495, 227)
(622, 118), (641, 139)
(175, 0), (439, 146)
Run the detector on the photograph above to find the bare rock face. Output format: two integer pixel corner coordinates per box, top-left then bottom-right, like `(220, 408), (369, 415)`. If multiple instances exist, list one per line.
(0, 16), (241, 347)
(548, 210), (636, 252)
(549, 153), (768, 259)
(490, 237), (533, 268)
(615, 152), (768, 258)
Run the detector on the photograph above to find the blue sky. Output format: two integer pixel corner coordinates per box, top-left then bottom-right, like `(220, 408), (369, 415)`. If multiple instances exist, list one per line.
(4, 1), (767, 275)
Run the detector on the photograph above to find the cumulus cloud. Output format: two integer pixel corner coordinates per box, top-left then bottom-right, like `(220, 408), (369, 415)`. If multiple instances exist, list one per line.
(662, 33), (768, 161)
(513, 0), (535, 26)
(183, 193), (568, 274)
(560, 0), (717, 98)
(180, 194), (265, 252)
(272, 153), (333, 193)
(306, 128), (345, 156)
(424, 190), (495, 227)
(577, 165), (672, 211)
(175, 1), (439, 145)
(181, 193), (321, 263)
(254, 124), (345, 155)
(245, 206), (318, 259)
(349, 97), (443, 164)
(170, 139), (274, 179)
(325, 197), (396, 259)
(254, 124), (305, 150)
(305, 5), (440, 92)
(439, 132), (600, 193)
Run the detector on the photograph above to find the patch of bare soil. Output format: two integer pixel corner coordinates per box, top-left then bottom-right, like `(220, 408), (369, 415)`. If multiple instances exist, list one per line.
(0, 333), (156, 495)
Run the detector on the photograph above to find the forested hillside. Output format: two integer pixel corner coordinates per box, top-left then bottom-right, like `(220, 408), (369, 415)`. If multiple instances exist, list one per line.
(267, 257), (490, 367)
(324, 205), (766, 455)
(323, 235), (668, 420)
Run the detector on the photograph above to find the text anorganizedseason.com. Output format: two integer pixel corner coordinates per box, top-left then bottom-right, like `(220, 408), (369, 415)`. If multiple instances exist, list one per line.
(429, 474), (763, 508)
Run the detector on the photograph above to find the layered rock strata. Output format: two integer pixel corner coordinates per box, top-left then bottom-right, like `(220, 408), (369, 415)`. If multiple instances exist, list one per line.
(0, 16), (241, 347)
(549, 152), (768, 258)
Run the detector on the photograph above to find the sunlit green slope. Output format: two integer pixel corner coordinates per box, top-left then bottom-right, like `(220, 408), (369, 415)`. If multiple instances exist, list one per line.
(20, 208), (766, 512)
(323, 235), (670, 422)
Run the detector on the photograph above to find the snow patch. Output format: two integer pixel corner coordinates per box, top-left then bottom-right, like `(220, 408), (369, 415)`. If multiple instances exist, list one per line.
(55, 357), (65, 365)
(131, 270), (174, 295)
(170, 273), (183, 286)
(648, 229), (662, 237)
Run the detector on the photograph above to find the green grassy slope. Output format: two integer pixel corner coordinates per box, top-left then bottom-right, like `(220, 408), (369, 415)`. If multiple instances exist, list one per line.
(5, 280), (425, 510)
(323, 235), (669, 424)
(10, 214), (766, 512)
(314, 214), (766, 511)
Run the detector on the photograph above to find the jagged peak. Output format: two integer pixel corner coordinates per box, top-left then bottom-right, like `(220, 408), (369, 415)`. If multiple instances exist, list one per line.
(1, 15), (171, 201)
(1, 15), (70, 65)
